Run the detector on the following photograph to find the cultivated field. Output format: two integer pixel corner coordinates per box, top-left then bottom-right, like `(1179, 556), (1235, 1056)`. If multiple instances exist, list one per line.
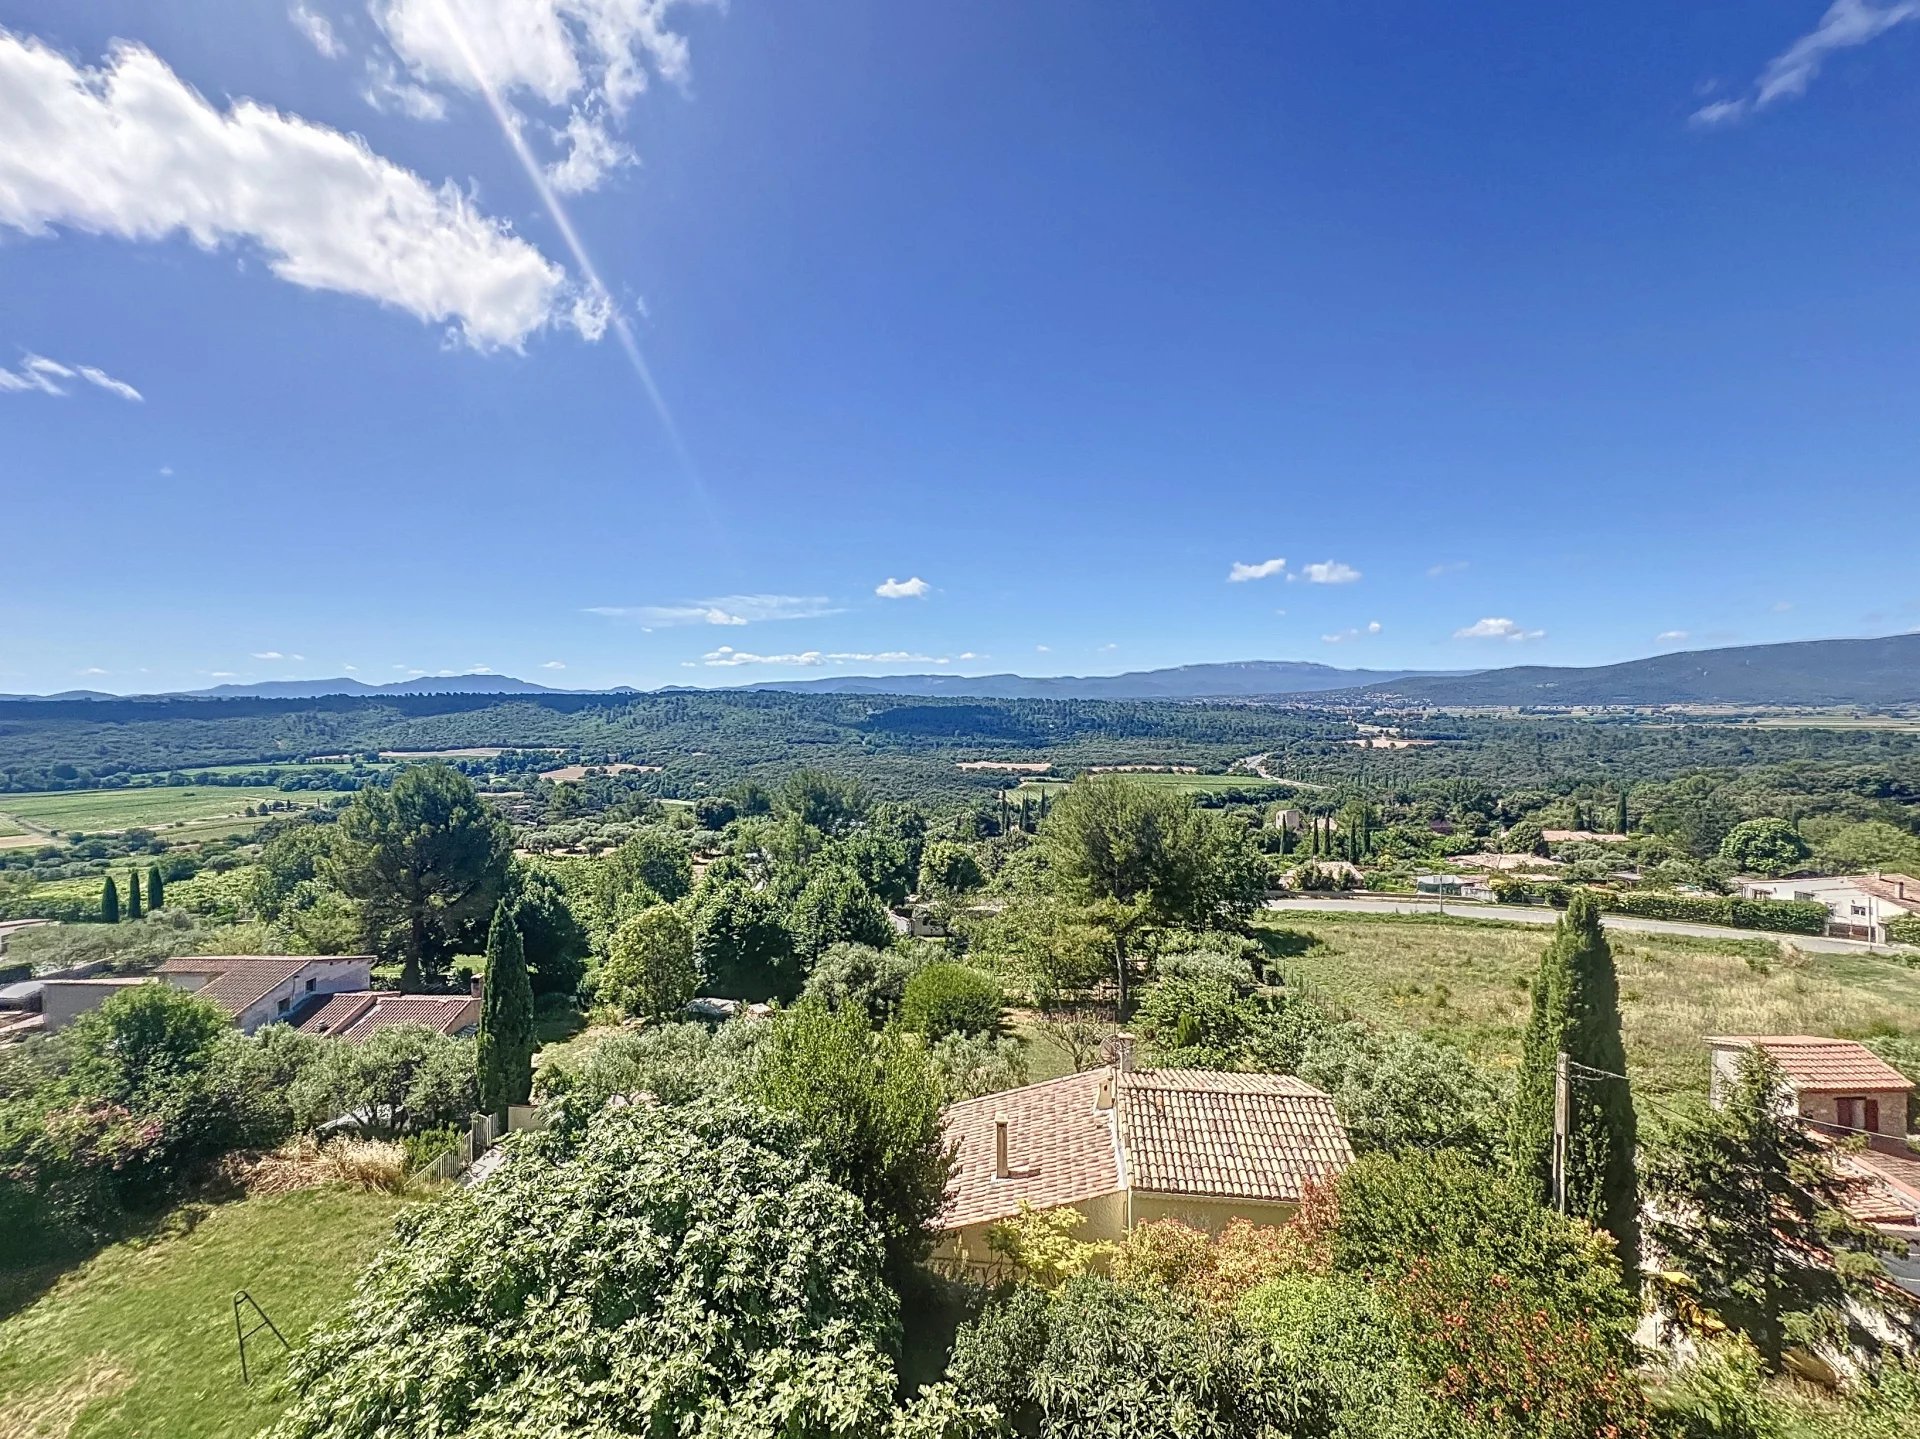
(1008, 771), (1283, 798)
(0, 786), (314, 837)
(0, 1188), (412, 1439)
(1265, 912), (1920, 1102)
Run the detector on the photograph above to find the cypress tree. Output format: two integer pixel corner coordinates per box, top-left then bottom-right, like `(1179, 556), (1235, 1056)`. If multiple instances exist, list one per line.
(1615, 791), (1629, 836)
(147, 865), (165, 912)
(101, 876), (120, 924)
(127, 870), (143, 919)
(1022, 793), (1034, 833)
(1510, 892), (1640, 1271)
(475, 901), (535, 1115)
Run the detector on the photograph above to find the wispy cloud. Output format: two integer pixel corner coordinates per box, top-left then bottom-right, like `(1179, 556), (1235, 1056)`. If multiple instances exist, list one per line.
(249, 649), (304, 661)
(1228, 557), (1286, 583)
(1295, 560), (1361, 585)
(77, 667), (108, 676)
(699, 647), (945, 668)
(540, 659), (566, 669)
(1771, 600), (1795, 614)
(1655, 630), (1690, 644)
(1321, 621), (1382, 644)
(0, 353), (142, 401)
(1454, 617), (1545, 642)
(875, 576), (931, 600)
(1426, 560), (1470, 578)
(289, 2), (344, 59)
(1692, 0), (1919, 126)
(586, 594), (840, 629)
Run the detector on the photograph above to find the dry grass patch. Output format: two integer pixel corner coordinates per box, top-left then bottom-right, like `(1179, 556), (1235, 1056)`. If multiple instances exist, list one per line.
(240, 1136), (412, 1197)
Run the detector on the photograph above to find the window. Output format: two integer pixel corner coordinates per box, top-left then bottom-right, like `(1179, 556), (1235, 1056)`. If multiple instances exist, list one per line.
(276, 995), (291, 1014)
(1793, 891), (1816, 903)
(1850, 903), (1867, 917)
(305, 976), (317, 992)
(1835, 1096), (1881, 1133)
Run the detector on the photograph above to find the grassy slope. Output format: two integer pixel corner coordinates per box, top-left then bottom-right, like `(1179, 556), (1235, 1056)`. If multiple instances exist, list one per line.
(1265, 912), (1920, 1102)
(0, 787), (284, 833)
(0, 1188), (412, 1439)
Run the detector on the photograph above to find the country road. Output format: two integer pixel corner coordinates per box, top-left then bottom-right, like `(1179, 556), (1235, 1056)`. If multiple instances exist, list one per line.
(1265, 895), (1917, 957)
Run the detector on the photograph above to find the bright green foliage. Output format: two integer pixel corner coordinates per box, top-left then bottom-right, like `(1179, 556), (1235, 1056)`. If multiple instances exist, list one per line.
(1509, 893), (1641, 1270)
(1136, 956), (1330, 1073)
(791, 863), (896, 962)
(920, 838), (985, 896)
(271, 1102), (903, 1439)
(331, 764), (513, 988)
(604, 825), (694, 906)
(145, 863), (164, 912)
(1645, 1051), (1891, 1370)
(1297, 1023), (1505, 1162)
(801, 941), (925, 1024)
(778, 767), (869, 835)
(837, 827), (915, 906)
(534, 1018), (763, 1108)
(692, 874), (800, 1001)
(598, 904), (697, 1018)
(126, 870), (143, 919)
(924, 1031), (1030, 1103)
(475, 902), (534, 1114)
(287, 1024), (475, 1137)
(898, 962), (1003, 1040)
(100, 875), (119, 924)
(1503, 818), (1548, 856)
(1717, 818), (1812, 877)
(749, 1001), (951, 1285)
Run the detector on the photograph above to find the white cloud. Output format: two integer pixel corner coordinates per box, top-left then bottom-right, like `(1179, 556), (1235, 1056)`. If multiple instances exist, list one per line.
(1296, 559), (1361, 585)
(1228, 557), (1286, 583)
(1035, 644), (1051, 653)
(700, 647), (949, 668)
(1692, 0), (1919, 126)
(289, 3), (344, 59)
(371, 0), (705, 193)
(547, 110), (634, 194)
(209, 671), (237, 679)
(1321, 621), (1382, 644)
(77, 666), (108, 676)
(0, 353), (142, 400)
(540, 659), (567, 669)
(1098, 642), (1118, 653)
(362, 56), (450, 120)
(957, 651), (984, 661)
(587, 594), (839, 628)
(1454, 617), (1546, 642)
(1656, 630), (1690, 644)
(875, 575), (932, 600)
(343, 663), (358, 671)
(0, 31), (593, 350)
(701, 647), (824, 668)
(250, 650), (304, 660)
(1426, 560), (1470, 578)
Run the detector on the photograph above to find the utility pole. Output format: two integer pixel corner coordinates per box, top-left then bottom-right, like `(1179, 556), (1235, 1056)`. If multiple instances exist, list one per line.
(1552, 1050), (1571, 1215)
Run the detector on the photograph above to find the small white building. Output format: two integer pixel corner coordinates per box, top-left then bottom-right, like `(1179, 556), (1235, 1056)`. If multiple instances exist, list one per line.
(158, 955), (373, 1034)
(1735, 873), (1920, 944)
(1414, 874), (1494, 901)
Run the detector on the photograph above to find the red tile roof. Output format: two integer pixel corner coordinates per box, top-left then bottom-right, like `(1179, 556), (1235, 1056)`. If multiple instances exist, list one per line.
(937, 1067), (1355, 1232)
(159, 956), (311, 1017)
(1118, 1071), (1353, 1203)
(1856, 874), (1920, 914)
(293, 990), (479, 1040)
(941, 1070), (1121, 1232)
(1832, 1137), (1920, 1227)
(1711, 1036), (1914, 1093)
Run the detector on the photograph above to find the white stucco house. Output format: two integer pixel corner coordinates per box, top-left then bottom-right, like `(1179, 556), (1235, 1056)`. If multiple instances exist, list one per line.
(1735, 873), (1920, 944)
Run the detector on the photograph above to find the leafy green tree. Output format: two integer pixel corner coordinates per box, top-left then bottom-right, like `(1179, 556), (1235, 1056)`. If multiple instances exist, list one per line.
(1503, 818), (1548, 857)
(777, 767), (868, 836)
(749, 1000), (950, 1285)
(126, 870), (143, 919)
(790, 863), (896, 963)
(1615, 791), (1630, 837)
(801, 941), (924, 1024)
(1717, 818), (1812, 877)
(599, 905), (697, 1018)
(100, 875), (119, 924)
(918, 838), (985, 896)
(476, 902), (534, 1114)
(510, 867), (588, 999)
(1509, 893), (1640, 1271)
(1814, 820), (1920, 875)
(1297, 1023), (1505, 1162)
(271, 1102), (901, 1439)
(898, 962), (1003, 1040)
(289, 1024), (476, 1136)
(145, 863), (164, 912)
(604, 826), (694, 906)
(692, 793), (738, 830)
(1646, 1050), (1891, 1369)
(836, 827), (914, 906)
(691, 874), (799, 1001)
(332, 764), (513, 988)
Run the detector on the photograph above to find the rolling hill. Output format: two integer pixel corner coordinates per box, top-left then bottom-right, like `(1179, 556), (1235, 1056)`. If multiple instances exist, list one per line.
(731, 660), (1458, 700)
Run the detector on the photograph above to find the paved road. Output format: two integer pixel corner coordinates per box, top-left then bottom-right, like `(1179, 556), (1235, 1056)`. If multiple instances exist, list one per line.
(1264, 896), (1915, 957)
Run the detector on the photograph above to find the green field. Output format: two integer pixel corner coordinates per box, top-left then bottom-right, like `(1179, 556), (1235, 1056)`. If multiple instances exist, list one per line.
(0, 1188), (412, 1439)
(1008, 771), (1283, 799)
(164, 761), (379, 778)
(0, 787), (315, 837)
(1264, 912), (1920, 1103)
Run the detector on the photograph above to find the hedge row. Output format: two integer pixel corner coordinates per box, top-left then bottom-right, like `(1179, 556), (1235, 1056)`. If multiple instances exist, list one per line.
(1486, 879), (1829, 935)
(1889, 914), (1920, 947)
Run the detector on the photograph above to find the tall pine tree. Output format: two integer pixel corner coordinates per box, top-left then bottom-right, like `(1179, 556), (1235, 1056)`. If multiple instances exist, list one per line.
(1615, 791), (1629, 836)
(1510, 891), (1641, 1272)
(101, 876), (120, 924)
(475, 901), (535, 1115)
(127, 871), (143, 919)
(146, 864), (165, 912)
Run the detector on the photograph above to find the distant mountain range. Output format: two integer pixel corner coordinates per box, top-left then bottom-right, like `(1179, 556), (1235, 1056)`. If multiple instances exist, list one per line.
(3, 634), (1916, 708)
(726, 660), (1460, 700)
(1343, 633), (1920, 708)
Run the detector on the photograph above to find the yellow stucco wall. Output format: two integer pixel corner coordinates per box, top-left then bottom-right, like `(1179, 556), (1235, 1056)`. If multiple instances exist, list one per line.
(1127, 1192), (1299, 1233)
(932, 1189), (1302, 1279)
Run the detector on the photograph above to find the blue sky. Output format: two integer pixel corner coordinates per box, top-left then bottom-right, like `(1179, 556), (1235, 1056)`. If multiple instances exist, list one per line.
(3, 1), (1917, 694)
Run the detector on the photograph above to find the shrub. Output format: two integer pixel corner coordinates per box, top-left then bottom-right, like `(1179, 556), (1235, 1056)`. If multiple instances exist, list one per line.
(802, 940), (926, 1024)
(899, 962), (1003, 1040)
(597, 904), (697, 1018)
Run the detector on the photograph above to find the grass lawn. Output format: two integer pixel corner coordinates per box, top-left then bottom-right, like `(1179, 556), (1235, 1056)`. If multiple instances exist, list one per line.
(0, 787), (322, 838)
(0, 1188), (414, 1439)
(1264, 912), (1920, 1102)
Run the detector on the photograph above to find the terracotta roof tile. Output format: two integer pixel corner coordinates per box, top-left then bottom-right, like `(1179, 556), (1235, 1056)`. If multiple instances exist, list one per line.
(159, 956), (310, 1017)
(1712, 1036), (1914, 1093)
(1856, 875), (1920, 914)
(940, 1071), (1121, 1232)
(1118, 1071), (1352, 1202)
(293, 991), (479, 1040)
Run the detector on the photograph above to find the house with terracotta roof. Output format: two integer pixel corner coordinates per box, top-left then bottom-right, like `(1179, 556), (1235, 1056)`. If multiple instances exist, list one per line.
(293, 988), (480, 1040)
(934, 1038), (1353, 1268)
(158, 955), (373, 1034)
(1734, 873), (1920, 944)
(1708, 1036), (1920, 1241)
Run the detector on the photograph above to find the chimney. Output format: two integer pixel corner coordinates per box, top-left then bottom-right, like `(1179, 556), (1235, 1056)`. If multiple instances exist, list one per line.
(1095, 1072), (1115, 1111)
(1113, 1033), (1136, 1074)
(993, 1114), (1011, 1179)
(469, 972), (483, 998)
